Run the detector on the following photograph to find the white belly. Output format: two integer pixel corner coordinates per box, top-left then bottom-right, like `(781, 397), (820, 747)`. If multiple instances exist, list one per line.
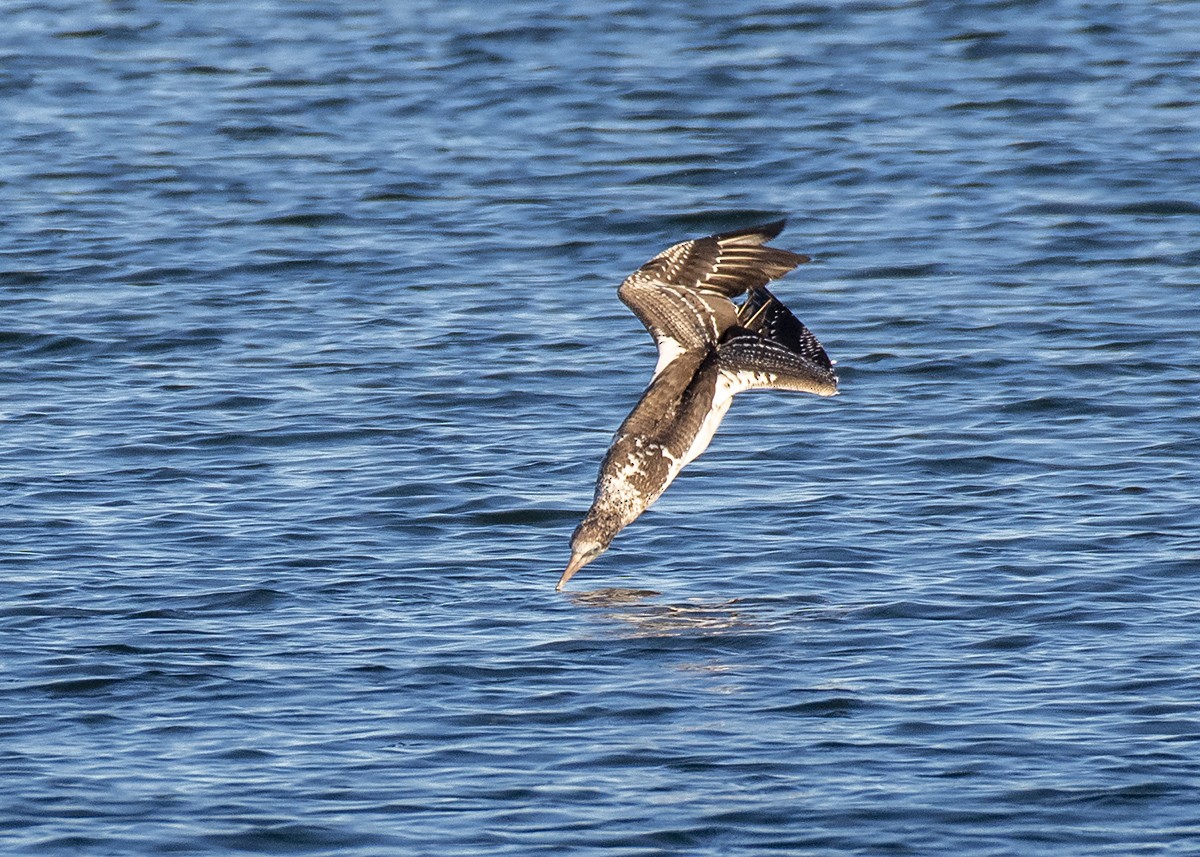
(679, 372), (740, 467)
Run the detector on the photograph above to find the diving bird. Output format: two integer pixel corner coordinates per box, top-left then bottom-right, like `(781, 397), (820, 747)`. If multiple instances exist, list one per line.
(557, 219), (838, 591)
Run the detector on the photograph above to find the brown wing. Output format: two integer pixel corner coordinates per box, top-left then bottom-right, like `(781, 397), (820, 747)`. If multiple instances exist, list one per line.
(617, 220), (811, 367)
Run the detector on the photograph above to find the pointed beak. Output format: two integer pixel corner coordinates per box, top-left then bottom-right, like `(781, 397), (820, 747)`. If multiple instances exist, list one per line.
(556, 554), (588, 591)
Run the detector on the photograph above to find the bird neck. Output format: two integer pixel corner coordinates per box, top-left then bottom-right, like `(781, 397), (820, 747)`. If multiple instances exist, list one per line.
(574, 504), (627, 547)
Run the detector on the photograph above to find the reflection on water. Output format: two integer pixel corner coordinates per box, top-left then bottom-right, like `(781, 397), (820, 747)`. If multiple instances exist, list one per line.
(567, 587), (663, 607)
(569, 587), (757, 636)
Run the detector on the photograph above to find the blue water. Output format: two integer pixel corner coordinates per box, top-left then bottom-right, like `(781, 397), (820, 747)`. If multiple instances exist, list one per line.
(3, 1), (1200, 854)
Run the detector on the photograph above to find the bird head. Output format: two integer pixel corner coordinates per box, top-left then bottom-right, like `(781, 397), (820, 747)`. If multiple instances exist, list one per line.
(556, 510), (623, 591)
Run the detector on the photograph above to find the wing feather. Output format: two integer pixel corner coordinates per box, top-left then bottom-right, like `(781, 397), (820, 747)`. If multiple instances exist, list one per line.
(715, 287), (838, 399)
(735, 286), (834, 372)
(617, 220), (810, 373)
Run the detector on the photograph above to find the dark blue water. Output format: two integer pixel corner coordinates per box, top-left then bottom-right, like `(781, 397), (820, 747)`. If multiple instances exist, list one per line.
(3, 1), (1200, 854)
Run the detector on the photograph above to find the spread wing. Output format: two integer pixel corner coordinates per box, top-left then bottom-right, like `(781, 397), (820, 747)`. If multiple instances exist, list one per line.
(617, 220), (810, 376)
(715, 286), (838, 399)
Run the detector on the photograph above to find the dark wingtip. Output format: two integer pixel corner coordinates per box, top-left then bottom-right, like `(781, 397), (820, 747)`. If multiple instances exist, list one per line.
(710, 217), (788, 244)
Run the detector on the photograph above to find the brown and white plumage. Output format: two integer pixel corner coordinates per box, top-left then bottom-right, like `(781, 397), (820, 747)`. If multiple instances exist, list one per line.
(558, 219), (837, 590)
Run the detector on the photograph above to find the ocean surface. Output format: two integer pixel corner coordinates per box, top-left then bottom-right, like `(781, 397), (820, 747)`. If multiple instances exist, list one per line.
(3, 1), (1199, 854)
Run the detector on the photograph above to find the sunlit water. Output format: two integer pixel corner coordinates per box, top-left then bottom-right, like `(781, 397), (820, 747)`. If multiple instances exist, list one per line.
(3, 1), (1199, 854)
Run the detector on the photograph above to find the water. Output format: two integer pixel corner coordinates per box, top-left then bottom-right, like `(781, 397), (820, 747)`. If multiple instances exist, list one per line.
(3, 0), (1199, 853)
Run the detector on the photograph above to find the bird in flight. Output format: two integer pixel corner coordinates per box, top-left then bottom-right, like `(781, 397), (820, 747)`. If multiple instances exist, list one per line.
(558, 219), (838, 590)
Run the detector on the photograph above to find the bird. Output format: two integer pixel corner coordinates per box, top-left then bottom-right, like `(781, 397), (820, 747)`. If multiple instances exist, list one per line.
(557, 219), (838, 591)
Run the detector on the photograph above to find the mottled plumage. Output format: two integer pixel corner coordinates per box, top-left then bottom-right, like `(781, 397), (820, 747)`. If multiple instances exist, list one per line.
(558, 220), (837, 590)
